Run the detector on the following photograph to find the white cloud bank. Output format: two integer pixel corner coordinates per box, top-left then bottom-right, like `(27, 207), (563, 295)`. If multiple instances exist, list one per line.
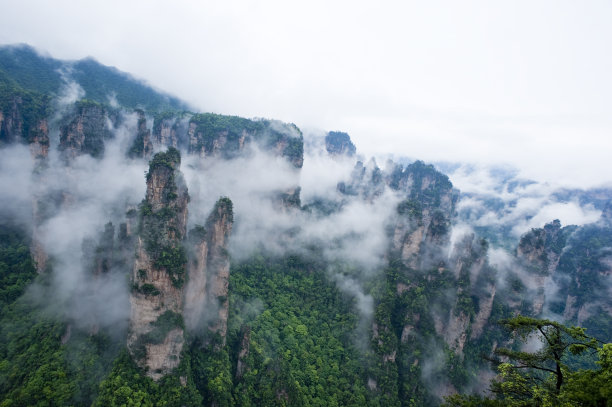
(0, 1), (611, 188)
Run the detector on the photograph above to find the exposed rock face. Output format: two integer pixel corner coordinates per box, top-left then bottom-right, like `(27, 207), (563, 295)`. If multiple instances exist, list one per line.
(89, 222), (115, 275)
(0, 94), (50, 156)
(185, 231), (208, 331)
(338, 160), (385, 201)
(275, 187), (302, 210)
(514, 220), (571, 317)
(83, 220), (135, 277)
(30, 239), (48, 273)
(389, 161), (457, 270)
(59, 101), (111, 160)
(184, 197), (233, 343)
(517, 219), (565, 274)
(439, 235), (488, 353)
(28, 118), (49, 160)
(325, 131), (356, 157)
(203, 199), (233, 341)
(153, 114), (185, 149)
(128, 147), (189, 380)
(128, 148), (234, 379)
(521, 217), (612, 328)
(470, 284), (495, 340)
(0, 96), (24, 143)
(187, 114), (304, 168)
(128, 110), (153, 159)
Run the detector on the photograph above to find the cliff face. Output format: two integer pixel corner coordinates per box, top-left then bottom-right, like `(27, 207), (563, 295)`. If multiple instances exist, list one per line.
(517, 219), (566, 274)
(368, 161), (503, 400)
(518, 218), (612, 328)
(127, 148), (234, 379)
(0, 96), (24, 144)
(128, 147), (189, 380)
(184, 197), (233, 344)
(128, 110), (153, 159)
(28, 118), (49, 160)
(0, 94), (50, 158)
(325, 131), (356, 157)
(389, 161), (457, 270)
(187, 115), (304, 168)
(59, 101), (112, 160)
(338, 160), (385, 201)
(153, 115), (184, 149)
(442, 235), (490, 353)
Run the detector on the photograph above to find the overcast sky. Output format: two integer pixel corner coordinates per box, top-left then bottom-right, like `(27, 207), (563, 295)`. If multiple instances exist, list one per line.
(1, 0), (611, 188)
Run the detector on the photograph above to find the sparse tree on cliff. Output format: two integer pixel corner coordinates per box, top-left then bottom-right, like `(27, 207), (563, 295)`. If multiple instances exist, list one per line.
(444, 315), (606, 407)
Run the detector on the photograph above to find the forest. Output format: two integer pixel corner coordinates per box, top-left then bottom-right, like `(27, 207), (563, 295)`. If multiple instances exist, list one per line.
(0, 44), (611, 406)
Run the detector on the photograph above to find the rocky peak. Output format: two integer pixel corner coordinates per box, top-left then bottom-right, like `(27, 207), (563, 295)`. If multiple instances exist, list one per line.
(389, 161), (457, 270)
(268, 123), (304, 168)
(517, 219), (566, 274)
(325, 131), (356, 157)
(0, 96), (24, 144)
(127, 110), (153, 159)
(152, 113), (186, 149)
(59, 100), (111, 160)
(337, 160), (385, 201)
(28, 118), (49, 160)
(388, 160), (457, 214)
(185, 197), (234, 345)
(187, 114), (304, 167)
(144, 147), (188, 219)
(0, 90), (50, 157)
(128, 147), (189, 380)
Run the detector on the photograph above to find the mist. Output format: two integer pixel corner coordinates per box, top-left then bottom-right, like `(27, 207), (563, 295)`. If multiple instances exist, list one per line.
(2, 103), (147, 334)
(448, 164), (603, 242)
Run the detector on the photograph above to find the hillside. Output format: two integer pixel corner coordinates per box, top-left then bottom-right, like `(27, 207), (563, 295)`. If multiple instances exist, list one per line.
(0, 44), (187, 113)
(0, 45), (610, 406)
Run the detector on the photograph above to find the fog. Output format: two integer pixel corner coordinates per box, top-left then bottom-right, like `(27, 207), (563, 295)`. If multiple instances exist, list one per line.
(0, 88), (409, 340)
(2, 102), (147, 333)
(3, 1), (611, 189)
(448, 164), (603, 241)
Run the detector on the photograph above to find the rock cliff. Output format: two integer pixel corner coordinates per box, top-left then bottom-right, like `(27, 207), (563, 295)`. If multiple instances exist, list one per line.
(389, 160), (458, 270)
(128, 147), (189, 380)
(185, 197), (233, 344)
(325, 131), (356, 157)
(152, 113), (187, 149)
(127, 110), (153, 159)
(518, 217), (612, 330)
(337, 160), (385, 201)
(0, 92), (50, 157)
(187, 114), (304, 168)
(127, 147), (235, 379)
(59, 100), (112, 160)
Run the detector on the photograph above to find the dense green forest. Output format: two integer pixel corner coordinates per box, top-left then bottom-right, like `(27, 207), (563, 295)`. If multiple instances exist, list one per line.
(0, 45), (186, 112)
(1, 230), (611, 406)
(0, 237), (374, 406)
(1, 44), (612, 406)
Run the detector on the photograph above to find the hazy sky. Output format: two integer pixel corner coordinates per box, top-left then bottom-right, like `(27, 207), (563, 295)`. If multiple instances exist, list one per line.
(1, 0), (611, 187)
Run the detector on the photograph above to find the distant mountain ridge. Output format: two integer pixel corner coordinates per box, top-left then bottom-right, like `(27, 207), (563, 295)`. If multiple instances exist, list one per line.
(0, 44), (611, 406)
(0, 44), (188, 112)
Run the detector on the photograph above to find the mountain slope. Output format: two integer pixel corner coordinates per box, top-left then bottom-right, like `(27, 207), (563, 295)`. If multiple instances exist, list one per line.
(0, 44), (187, 111)
(0, 45), (610, 406)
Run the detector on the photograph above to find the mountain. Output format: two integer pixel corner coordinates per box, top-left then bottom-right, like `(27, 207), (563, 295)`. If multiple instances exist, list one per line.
(0, 44), (610, 406)
(0, 44), (187, 113)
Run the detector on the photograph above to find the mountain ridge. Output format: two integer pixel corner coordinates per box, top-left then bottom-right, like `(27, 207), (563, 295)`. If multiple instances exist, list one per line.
(0, 44), (610, 406)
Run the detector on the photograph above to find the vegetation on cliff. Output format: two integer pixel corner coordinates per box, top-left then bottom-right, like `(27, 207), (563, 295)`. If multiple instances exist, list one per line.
(1, 43), (612, 407)
(0, 45), (186, 112)
(444, 316), (611, 407)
